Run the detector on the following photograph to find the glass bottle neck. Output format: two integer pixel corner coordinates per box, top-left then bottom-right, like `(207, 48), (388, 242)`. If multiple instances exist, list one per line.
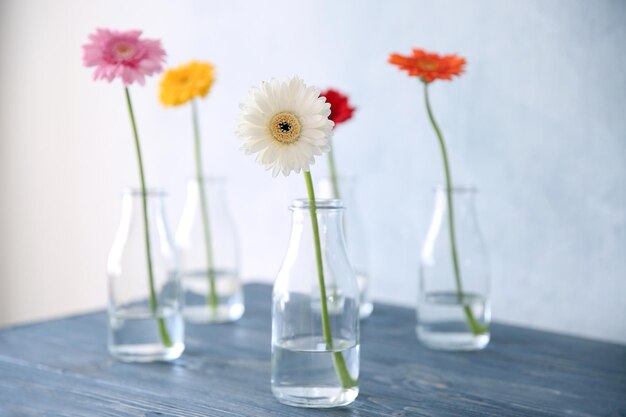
(186, 176), (226, 195)
(288, 199), (346, 248)
(120, 188), (166, 220)
(434, 186), (477, 212)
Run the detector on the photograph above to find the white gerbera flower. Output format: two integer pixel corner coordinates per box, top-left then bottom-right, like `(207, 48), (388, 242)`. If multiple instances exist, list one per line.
(236, 76), (334, 176)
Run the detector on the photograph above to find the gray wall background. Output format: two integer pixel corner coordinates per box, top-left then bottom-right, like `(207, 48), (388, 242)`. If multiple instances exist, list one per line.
(0, 0), (624, 343)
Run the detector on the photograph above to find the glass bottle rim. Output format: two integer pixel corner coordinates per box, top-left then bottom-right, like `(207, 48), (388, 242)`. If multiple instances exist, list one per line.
(434, 184), (478, 194)
(122, 187), (167, 197)
(187, 175), (227, 184)
(290, 198), (344, 211)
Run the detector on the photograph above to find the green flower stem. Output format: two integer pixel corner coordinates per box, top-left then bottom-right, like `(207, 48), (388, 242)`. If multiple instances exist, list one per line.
(191, 99), (218, 313)
(124, 87), (172, 347)
(326, 143), (341, 200)
(325, 145), (345, 303)
(423, 83), (487, 336)
(303, 172), (357, 389)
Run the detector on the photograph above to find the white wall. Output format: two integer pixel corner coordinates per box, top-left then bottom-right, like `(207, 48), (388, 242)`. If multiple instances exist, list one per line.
(1, 0), (624, 344)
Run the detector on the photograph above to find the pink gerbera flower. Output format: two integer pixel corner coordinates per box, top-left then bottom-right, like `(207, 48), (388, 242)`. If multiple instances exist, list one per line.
(82, 28), (166, 86)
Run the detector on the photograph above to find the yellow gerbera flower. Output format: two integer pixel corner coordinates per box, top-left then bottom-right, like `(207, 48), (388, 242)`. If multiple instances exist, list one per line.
(159, 61), (215, 106)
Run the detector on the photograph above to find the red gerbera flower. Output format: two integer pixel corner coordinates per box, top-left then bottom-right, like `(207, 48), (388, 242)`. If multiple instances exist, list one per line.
(388, 48), (466, 83)
(319, 89), (355, 127)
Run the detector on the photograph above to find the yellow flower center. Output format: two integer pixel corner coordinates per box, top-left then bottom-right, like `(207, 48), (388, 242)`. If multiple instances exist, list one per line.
(418, 60), (439, 71)
(113, 42), (136, 60)
(269, 112), (301, 144)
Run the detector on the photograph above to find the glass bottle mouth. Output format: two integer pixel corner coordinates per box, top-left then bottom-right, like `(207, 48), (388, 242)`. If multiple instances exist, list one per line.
(188, 175), (227, 184)
(122, 187), (167, 197)
(290, 198), (344, 211)
(434, 185), (478, 194)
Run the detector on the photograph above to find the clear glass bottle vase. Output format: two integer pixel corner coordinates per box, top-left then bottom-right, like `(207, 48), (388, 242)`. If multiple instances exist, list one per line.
(418, 185), (491, 351)
(175, 177), (244, 323)
(272, 199), (360, 408)
(107, 188), (184, 362)
(318, 176), (373, 318)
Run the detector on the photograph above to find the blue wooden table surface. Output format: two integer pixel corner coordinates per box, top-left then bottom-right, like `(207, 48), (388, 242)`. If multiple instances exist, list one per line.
(0, 284), (624, 416)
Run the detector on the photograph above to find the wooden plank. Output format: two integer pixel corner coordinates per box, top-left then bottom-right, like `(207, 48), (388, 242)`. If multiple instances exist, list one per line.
(0, 284), (624, 416)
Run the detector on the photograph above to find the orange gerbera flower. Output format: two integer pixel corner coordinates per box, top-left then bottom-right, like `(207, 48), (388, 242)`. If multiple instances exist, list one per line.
(388, 48), (466, 83)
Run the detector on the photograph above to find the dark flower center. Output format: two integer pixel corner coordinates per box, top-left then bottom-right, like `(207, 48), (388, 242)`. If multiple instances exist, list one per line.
(269, 112), (301, 144)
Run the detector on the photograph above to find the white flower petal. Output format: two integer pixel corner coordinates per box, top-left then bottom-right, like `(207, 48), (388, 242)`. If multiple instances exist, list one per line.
(243, 112), (268, 126)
